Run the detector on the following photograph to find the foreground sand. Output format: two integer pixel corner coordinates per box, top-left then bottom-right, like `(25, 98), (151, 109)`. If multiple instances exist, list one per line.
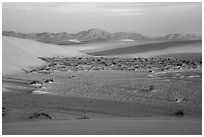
(2, 69), (202, 135)
(3, 118), (201, 135)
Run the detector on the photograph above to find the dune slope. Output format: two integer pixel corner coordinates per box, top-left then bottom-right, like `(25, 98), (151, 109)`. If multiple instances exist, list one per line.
(87, 40), (202, 57)
(2, 36), (87, 75)
(3, 38), (44, 75)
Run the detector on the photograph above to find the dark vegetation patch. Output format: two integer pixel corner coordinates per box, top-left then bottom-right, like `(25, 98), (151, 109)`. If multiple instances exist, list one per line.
(23, 56), (202, 74)
(140, 85), (155, 93)
(29, 112), (52, 120)
(29, 80), (43, 85)
(2, 107), (7, 118)
(173, 110), (184, 117)
(44, 79), (54, 83)
(78, 116), (90, 120)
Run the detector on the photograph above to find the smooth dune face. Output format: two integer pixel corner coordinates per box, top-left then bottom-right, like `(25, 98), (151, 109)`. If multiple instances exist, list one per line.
(2, 36), (87, 75)
(70, 40), (159, 53)
(3, 36), (87, 57)
(3, 37), (44, 75)
(116, 44), (202, 58)
(86, 40), (202, 57)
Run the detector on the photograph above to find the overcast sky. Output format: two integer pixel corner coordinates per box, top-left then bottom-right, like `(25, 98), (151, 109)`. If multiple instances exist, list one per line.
(2, 2), (202, 36)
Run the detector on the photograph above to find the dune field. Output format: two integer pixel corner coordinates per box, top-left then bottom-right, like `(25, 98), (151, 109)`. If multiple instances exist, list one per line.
(3, 36), (202, 75)
(2, 36), (202, 135)
(2, 1), (203, 135)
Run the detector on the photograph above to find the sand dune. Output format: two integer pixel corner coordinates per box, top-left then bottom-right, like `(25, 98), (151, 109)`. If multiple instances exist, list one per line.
(3, 38), (44, 75)
(87, 40), (202, 57)
(3, 118), (201, 135)
(69, 40), (159, 53)
(2, 36), (87, 75)
(115, 44), (202, 58)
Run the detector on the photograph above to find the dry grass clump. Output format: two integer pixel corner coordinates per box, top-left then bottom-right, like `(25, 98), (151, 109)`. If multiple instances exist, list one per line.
(174, 110), (184, 117)
(29, 112), (52, 120)
(141, 85), (155, 92)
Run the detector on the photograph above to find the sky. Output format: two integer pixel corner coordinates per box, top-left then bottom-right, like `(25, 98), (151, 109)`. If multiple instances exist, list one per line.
(2, 2), (202, 36)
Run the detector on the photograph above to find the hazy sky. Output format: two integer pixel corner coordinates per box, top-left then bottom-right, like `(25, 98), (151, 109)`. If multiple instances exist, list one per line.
(2, 2), (202, 36)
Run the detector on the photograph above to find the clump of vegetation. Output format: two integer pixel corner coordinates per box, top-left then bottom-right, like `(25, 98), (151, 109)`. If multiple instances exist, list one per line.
(2, 107), (7, 118)
(29, 80), (42, 85)
(148, 85), (155, 91)
(78, 116), (90, 120)
(174, 110), (184, 117)
(174, 97), (184, 103)
(29, 112), (52, 120)
(140, 85), (155, 92)
(44, 79), (54, 83)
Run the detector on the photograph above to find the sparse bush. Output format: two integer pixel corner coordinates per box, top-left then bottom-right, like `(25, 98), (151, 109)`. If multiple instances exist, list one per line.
(29, 112), (52, 120)
(29, 80), (42, 85)
(2, 107), (7, 118)
(149, 85), (155, 91)
(78, 116), (90, 119)
(140, 85), (155, 92)
(174, 110), (184, 117)
(44, 79), (54, 83)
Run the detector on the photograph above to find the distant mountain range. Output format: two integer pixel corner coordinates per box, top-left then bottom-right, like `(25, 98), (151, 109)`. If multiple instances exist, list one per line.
(2, 28), (202, 45)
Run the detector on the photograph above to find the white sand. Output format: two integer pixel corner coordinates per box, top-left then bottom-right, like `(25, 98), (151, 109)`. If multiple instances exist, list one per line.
(2, 118), (201, 135)
(2, 36), (87, 75)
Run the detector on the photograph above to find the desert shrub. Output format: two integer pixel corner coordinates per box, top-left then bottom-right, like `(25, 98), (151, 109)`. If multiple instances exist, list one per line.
(78, 116), (90, 119)
(174, 110), (184, 117)
(140, 85), (155, 92)
(29, 112), (52, 119)
(44, 79), (54, 83)
(29, 80), (42, 85)
(2, 107), (7, 118)
(149, 85), (155, 91)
